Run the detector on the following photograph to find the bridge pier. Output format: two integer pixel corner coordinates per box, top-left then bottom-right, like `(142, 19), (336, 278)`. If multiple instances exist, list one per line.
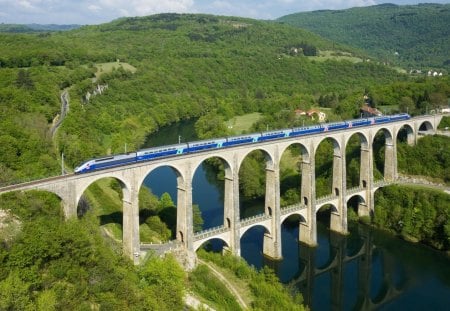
(176, 172), (194, 253)
(359, 139), (374, 217)
(330, 137), (347, 236)
(263, 160), (282, 260)
(299, 144), (317, 247)
(224, 162), (241, 256)
(122, 187), (140, 264)
(384, 142), (397, 181)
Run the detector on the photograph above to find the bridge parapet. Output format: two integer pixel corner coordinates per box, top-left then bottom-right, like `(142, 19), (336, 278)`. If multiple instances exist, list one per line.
(346, 186), (363, 195)
(240, 213), (271, 227)
(316, 194), (337, 205)
(281, 203), (306, 215)
(194, 225), (229, 241)
(374, 180), (390, 188)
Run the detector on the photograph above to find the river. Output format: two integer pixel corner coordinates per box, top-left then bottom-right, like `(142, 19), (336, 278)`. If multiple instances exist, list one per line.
(141, 120), (450, 310)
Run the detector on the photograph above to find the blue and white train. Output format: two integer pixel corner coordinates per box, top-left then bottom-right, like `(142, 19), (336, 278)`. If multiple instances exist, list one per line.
(74, 113), (410, 174)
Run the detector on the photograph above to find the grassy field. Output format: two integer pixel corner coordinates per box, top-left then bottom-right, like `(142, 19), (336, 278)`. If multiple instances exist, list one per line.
(310, 50), (363, 63)
(226, 112), (262, 134)
(94, 61), (137, 79)
(85, 178), (124, 241)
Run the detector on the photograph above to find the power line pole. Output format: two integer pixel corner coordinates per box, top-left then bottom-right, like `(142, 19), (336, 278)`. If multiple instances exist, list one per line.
(61, 153), (65, 175)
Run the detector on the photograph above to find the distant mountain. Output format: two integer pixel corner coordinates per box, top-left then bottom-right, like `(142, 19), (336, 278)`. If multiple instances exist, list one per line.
(277, 3), (450, 70)
(0, 23), (80, 33)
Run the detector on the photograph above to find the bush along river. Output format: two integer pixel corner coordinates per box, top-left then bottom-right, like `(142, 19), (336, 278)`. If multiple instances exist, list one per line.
(142, 120), (450, 310)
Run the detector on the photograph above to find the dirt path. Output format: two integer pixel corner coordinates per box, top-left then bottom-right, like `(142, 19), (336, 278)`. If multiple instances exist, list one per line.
(50, 89), (69, 139)
(197, 258), (249, 310)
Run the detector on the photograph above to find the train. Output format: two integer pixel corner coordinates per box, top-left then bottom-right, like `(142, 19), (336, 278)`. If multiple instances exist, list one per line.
(74, 113), (410, 174)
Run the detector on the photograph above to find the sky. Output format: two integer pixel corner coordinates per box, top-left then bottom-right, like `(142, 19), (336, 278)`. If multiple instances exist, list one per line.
(0, 0), (449, 25)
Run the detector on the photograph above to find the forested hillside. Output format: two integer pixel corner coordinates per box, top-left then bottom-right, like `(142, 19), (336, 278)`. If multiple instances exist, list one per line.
(0, 13), (418, 183)
(278, 3), (450, 70)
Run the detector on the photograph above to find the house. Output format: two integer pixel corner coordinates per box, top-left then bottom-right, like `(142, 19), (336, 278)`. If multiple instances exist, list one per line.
(295, 109), (327, 122)
(307, 109), (326, 122)
(360, 105), (382, 117)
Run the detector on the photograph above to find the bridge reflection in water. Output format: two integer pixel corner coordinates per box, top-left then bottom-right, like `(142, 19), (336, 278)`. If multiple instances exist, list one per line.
(262, 224), (415, 311)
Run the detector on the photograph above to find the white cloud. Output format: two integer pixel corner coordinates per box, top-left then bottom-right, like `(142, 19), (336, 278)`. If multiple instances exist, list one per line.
(94, 0), (195, 16)
(88, 4), (101, 12)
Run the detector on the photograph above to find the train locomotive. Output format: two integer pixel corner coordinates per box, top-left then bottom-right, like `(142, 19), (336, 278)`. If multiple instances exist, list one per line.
(74, 113), (410, 174)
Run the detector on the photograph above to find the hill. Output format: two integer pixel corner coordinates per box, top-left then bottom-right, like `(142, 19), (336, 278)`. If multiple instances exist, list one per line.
(277, 3), (450, 71)
(0, 23), (80, 33)
(0, 13), (414, 182)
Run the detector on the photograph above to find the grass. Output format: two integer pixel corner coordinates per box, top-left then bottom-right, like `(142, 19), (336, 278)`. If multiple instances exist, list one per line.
(188, 264), (243, 311)
(94, 61), (137, 79)
(226, 112), (262, 134)
(310, 50), (363, 63)
(85, 178), (124, 241)
(203, 260), (253, 307)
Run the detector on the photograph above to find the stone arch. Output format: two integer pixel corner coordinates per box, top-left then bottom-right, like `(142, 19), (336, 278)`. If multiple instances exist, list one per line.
(395, 123), (415, 146)
(76, 175), (131, 217)
(418, 120), (434, 133)
(194, 237), (230, 252)
(238, 148), (274, 219)
(137, 163), (185, 191)
(372, 128), (395, 181)
(240, 223), (271, 238)
(190, 155), (232, 230)
(316, 202), (339, 215)
(346, 194), (366, 216)
(314, 136), (343, 198)
(280, 142), (310, 163)
(345, 132), (369, 189)
(138, 164), (186, 244)
(279, 142), (310, 207)
(238, 146), (274, 169)
(372, 127), (394, 146)
(281, 212), (307, 226)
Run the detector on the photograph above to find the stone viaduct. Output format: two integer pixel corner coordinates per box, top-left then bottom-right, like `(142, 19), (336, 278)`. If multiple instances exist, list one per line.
(0, 114), (445, 264)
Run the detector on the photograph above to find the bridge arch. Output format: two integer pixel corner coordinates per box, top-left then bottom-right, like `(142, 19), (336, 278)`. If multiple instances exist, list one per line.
(191, 155), (232, 231)
(76, 173), (131, 208)
(345, 132), (369, 189)
(346, 194), (366, 220)
(314, 136), (343, 199)
(137, 163), (185, 190)
(418, 120), (434, 133)
(238, 148), (274, 219)
(138, 164), (187, 245)
(194, 237), (230, 252)
(280, 212), (307, 224)
(279, 142), (310, 207)
(372, 127), (395, 181)
(395, 123), (415, 146)
(240, 223), (271, 238)
(316, 202), (338, 215)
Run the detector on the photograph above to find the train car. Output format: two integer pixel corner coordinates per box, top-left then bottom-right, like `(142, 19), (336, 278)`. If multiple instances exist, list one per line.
(74, 113), (412, 174)
(258, 130), (288, 141)
(325, 121), (349, 131)
(373, 115), (391, 123)
(136, 143), (188, 161)
(348, 118), (371, 128)
(389, 113), (410, 121)
(186, 138), (227, 152)
(223, 134), (258, 147)
(290, 124), (323, 137)
(74, 153), (137, 174)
